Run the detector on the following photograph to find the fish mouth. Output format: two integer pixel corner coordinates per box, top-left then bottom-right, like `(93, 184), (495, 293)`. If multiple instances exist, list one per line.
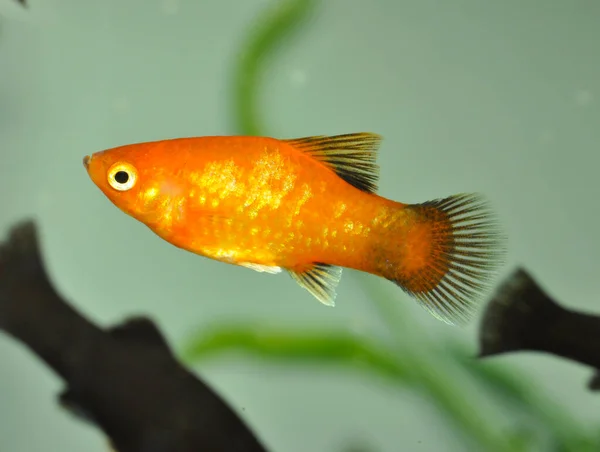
(83, 155), (91, 170)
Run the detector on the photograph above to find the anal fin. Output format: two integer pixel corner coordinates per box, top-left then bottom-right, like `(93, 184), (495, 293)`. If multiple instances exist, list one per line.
(288, 263), (343, 306)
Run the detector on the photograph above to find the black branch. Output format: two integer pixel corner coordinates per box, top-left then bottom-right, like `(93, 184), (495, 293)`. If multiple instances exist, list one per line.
(477, 267), (600, 391)
(0, 220), (268, 452)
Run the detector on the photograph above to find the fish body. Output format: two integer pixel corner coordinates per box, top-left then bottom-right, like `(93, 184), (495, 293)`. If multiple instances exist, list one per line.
(84, 133), (505, 324)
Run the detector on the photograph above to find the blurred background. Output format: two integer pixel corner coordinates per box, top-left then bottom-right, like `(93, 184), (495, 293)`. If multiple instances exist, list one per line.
(1, 0), (599, 450)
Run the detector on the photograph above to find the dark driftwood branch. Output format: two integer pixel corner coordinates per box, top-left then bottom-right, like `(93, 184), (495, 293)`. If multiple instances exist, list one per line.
(0, 220), (268, 452)
(477, 267), (600, 391)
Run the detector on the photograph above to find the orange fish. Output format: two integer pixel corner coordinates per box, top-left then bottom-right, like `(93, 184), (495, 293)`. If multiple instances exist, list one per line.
(83, 133), (505, 324)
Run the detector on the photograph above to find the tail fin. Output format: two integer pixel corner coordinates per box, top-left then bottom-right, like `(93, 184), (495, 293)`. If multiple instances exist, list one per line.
(390, 193), (506, 325)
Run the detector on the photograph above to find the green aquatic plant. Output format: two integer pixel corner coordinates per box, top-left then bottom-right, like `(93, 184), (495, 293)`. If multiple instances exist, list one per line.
(230, 0), (317, 136)
(182, 0), (599, 451)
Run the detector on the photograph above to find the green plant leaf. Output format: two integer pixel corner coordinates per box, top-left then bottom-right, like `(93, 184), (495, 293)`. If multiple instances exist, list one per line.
(181, 324), (517, 452)
(182, 325), (414, 384)
(231, 0), (318, 136)
(446, 341), (598, 451)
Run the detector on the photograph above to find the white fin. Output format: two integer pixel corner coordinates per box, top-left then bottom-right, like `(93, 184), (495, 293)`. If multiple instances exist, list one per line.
(239, 262), (282, 274)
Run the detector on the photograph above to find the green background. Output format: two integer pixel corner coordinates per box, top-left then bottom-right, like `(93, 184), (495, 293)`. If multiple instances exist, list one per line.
(1, 0), (599, 451)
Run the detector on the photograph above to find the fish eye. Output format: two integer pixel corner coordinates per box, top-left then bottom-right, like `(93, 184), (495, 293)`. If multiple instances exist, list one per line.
(114, 171), (129, 184)
(107, 162), (138, 191)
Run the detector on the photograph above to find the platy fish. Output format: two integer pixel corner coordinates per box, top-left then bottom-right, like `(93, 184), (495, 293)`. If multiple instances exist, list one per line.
(83, 133), (505, 324)
(478, 267), (600, 389)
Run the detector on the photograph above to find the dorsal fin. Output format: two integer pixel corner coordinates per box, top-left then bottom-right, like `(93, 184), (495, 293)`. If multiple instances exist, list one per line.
(108, 317), (171, 351)
(283, 132), (382, 193)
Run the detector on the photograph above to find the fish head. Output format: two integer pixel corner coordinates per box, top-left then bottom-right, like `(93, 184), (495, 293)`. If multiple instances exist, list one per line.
(83, 142), (183, 224)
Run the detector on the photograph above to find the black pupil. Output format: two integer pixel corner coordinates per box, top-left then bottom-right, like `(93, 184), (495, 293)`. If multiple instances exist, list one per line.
(114, 171), (129, 184)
